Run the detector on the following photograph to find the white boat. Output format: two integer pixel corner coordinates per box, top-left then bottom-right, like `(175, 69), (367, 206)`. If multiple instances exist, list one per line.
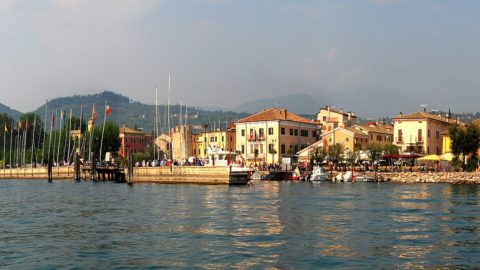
(353, 173), (375, 182)
(333, 171), (353, 182)
(310, 166), (328, 181)
(205, 146), (253, 173)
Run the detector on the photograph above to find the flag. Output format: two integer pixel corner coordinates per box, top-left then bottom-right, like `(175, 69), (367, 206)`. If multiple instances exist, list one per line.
(51, 112), (55, 128)
(92, 104), (97, 125)
(4, 123), (7, 133)
(18, 120), (22, 129)
(25, 119), (28, 130)
(105, 104), (112, 116)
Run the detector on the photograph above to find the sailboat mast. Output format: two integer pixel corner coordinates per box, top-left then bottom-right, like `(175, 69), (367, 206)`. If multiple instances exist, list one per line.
(167, 72), (171, 160)
(155, 86), (159, 160)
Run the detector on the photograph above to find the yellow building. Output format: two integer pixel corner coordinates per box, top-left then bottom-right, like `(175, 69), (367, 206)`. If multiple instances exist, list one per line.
(393, 111), (457, 155)
(352, 124), (394, 147)
(235, 108), (319, 164)
(191, 126), (236, 159)
(320, 127), (369, 152)
(317, 106), (357, 133)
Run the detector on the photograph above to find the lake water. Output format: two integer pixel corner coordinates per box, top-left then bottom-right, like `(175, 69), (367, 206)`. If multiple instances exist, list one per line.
(0, 180), (479, 269)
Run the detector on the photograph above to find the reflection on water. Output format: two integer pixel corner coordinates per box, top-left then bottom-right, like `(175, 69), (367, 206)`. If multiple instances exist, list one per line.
(0, 180), (479, 268)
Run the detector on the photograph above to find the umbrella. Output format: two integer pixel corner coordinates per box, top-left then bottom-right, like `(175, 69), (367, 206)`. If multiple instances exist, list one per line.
(417, 154), (441, 161)
(440, 152), (453, 161)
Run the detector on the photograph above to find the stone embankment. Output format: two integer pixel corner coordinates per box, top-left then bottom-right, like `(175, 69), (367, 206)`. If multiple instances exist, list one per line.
(380, 172), (480, 184)
(0, 167), (74, 179)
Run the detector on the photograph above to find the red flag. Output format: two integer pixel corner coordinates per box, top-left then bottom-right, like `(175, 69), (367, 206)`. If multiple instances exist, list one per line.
(51, 112), (55, 128)
(18, 120), (22, 129)
(105, 105), (112, 116)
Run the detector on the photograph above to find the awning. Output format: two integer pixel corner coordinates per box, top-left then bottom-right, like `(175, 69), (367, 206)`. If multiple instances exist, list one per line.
(383, 154), (423, 159)
(417, 154), (441, 161)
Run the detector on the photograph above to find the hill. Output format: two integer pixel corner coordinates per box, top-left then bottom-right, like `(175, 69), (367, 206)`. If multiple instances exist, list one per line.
(233, 93), (320, 115)
(32, 91), (249, 132)
(0, 102), (22, 119)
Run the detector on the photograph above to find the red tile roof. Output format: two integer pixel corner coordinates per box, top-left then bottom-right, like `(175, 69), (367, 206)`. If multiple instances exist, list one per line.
(393, 112), (458, 124)
(237, 108), (315, 124)
(119, 125), (143, 134)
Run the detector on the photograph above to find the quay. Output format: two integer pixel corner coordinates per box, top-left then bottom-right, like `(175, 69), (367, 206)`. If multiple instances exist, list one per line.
(0, 166), (251, 185)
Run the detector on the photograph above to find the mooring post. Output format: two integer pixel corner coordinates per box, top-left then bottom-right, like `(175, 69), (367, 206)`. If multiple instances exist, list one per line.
(127, 153), (133, 185)
(91, 152), (96, 181)
(74, 152), (80, 181)
(48, 157), (53, 182)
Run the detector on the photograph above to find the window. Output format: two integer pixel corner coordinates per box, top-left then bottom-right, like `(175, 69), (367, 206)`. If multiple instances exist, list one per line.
(301, 130), (308, 137)
(418, 129), (422, 142)
(260, 144), (264, 154)
(241, 129), (245, 136)
(427, 146), (430, 154)
(294, 129), (298, 136)
(268, 144), (274, 154)
(312, 131), (317, 138)
(289, 129), (294, 136)
(436, 131), (440, 139)
(377, 135), (382, 141)
(241, 145), (245, 154)
(294, 145), (299, 153)
(222, 136), (224, 142)
(323, 116), (326, 121)
(281, 128), (285, 135)
(281, 144), (286, 154)
(428, 129), (430, 138)
(259, 128), (264, 138)
(268, 127), (274, 135)
(398, 129), (403, 142)
(436, 147), (439, 155)
(346, 138), (350, 142)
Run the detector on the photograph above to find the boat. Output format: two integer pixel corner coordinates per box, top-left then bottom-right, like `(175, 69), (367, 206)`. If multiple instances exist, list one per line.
(353, 173), (375, 182)
(262, 170), (300, 181)
(310, 166), (328, 181)
(333, 171), (353, 182)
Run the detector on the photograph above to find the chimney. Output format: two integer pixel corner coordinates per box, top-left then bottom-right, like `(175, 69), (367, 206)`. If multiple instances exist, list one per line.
(423, 107), (427, 112)
(284, 109), (288, 120)
(327, 106), (330, 113)
(439, 114), (442, 121)
(400, 112), (403, 116)
(340, 108), (343, 114)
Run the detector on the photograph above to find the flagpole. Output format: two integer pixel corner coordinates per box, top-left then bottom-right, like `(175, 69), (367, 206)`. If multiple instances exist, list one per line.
(15, 123), (19, 168)
(167, 72), (171, 160)
(56, 110), (63, 166)
(22, 119), (28, 167)
(41, 100), (48, 165)
(78, 106), (83, 157)
(99, 101), (107, 162)
(3, 122), (6, 169)
(47, 111), (54, 167)
(9, 120), (13, 171)
(30, 116), (37, 167)
(88, 104), (96, 163)
(154, 87), (158, 160)
(65, 109), (72, 165)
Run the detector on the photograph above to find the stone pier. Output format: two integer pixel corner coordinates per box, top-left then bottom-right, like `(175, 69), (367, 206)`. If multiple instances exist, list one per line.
(379, 172), (480, 184)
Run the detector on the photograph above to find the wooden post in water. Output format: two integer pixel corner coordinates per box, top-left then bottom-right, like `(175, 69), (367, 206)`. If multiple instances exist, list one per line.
(47, 157), (53, 182)
(74, 152), (80, 181)
(90, 152), (96, 181)
(127, 153), (133, 185)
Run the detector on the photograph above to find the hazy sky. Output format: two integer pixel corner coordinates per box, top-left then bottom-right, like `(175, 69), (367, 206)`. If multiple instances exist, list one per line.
(1, 0), (480, 114)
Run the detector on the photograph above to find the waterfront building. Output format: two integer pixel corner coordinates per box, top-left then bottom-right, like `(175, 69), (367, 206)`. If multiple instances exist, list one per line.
(317, 106), (357, 133)
(393, 111), (458, 155)
(191, 125), (236, 159)
(352, 123), (394, 147)
(171, 125), (193, 161)
(320, 127), (369, 152)
(118, 125), (146, 158)
(235, 108), (319, 164)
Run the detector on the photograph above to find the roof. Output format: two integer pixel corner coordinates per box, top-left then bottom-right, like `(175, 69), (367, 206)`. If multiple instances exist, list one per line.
(237, 107), (315, 124)
(354, 124), (393, 135)
(321, 126), (368, 137)
(319, 107), (358, 118)
(393, 111), (458, 124)
(119, 125), (143, 134)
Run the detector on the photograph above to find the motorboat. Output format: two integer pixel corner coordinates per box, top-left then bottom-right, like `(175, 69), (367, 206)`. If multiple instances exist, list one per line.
(333, 171), (353, 182)
(353, 173), (375, 182)
(310, 166), (328, 181)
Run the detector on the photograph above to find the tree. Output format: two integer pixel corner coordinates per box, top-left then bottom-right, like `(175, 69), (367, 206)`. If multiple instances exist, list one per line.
(383, 144), (399, 155)
(365, 143), (382, 164)
(86, 121), (121, 161)
(309, 146), (326, 169)
(327, 143), (343, 163)
(450, 123), (480, 171)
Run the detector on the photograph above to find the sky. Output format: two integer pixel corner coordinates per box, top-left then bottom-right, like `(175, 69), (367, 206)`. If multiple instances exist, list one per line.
(1, 0), (480, 115)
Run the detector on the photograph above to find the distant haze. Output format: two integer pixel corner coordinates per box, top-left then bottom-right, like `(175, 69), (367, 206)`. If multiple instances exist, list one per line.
(1, 0), (480, 117)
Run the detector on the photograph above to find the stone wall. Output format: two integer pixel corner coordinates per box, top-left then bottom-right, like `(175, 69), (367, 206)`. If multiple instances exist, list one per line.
(0, 167), (74, 179)
(380, 172), (480, 184)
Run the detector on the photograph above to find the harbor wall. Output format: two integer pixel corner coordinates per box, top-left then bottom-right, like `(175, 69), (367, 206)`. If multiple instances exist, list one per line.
(131, 166), (242, 185)
(0, 167), (74, 179)
(380, 172), (480, 184)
